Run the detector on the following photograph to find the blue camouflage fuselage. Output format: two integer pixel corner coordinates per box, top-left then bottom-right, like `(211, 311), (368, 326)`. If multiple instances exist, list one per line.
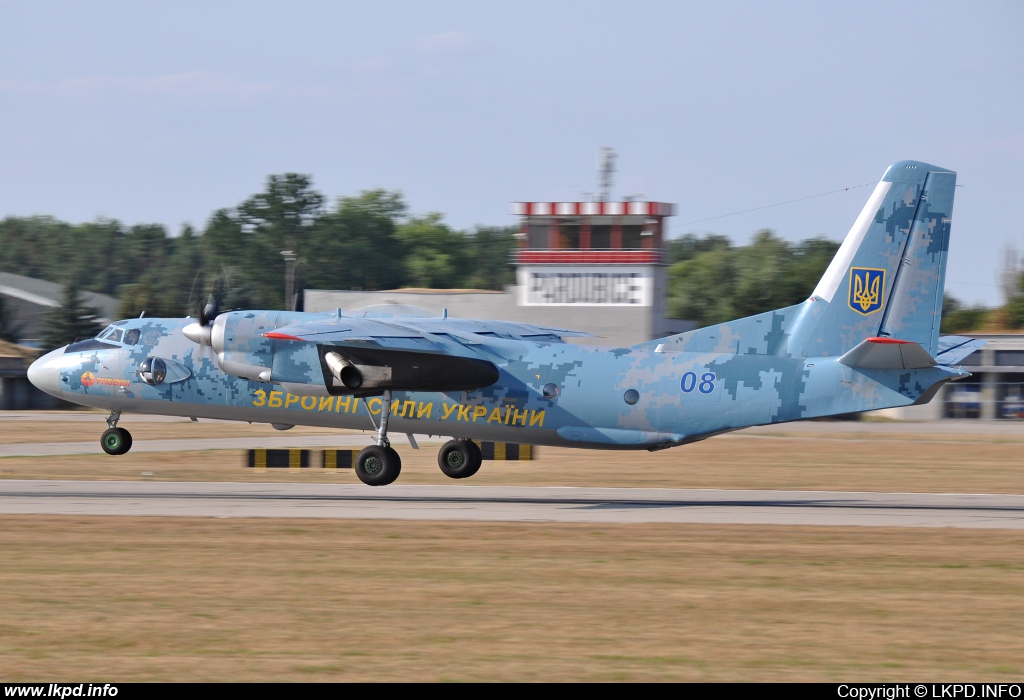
(33, 160), (979, 453)
(47, 309), (964, 450)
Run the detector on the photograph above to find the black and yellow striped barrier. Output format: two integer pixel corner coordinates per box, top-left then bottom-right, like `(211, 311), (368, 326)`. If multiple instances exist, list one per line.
(321, 449), (356, 470)
(247, 449), (357, 469)
(247, 448), (311, 469)
(248, 445), (532, 468)
(480, 442), (535, 461)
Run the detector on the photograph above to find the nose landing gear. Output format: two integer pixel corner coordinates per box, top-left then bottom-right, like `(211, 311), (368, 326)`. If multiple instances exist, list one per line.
(100, 411), (133, 456)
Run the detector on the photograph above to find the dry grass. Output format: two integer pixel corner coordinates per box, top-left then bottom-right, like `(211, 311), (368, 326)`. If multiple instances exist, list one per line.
(3, 418), (1023, 680)
(0, 517), (1021, 681)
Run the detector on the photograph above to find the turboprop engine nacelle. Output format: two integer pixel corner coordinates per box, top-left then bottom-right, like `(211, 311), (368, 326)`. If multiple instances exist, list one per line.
(212, 314), (274, 382)
(184, 311), (283, 383)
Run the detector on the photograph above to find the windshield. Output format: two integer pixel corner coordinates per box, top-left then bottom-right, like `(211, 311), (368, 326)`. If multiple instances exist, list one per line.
(95, 323), (140, 345)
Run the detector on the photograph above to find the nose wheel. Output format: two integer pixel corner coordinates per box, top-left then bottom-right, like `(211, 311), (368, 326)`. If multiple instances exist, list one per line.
(100, 410), (132, 455)
(101, 427), (133, 455)
(438, 439), (482, 479)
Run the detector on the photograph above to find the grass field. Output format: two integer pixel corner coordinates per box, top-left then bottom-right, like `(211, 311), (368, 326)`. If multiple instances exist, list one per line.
(2, 415), (1023, 680)
(1, 517), (1022, 682)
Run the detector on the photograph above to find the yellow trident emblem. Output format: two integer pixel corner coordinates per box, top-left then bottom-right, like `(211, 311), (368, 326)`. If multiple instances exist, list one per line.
(849, 267), (884, 315)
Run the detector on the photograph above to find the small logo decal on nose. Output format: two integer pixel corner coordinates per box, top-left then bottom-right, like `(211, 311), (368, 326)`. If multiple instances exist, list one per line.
(80, 372), (96, 387)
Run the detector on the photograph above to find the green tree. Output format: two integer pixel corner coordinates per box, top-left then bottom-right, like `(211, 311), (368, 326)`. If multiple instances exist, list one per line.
(306, 189), (409, 291)
(203, 174), (325, 308)
(730, 231), (793, 318)
(666, 231), (840, 327)
(668, 247), (738, 326)
(395, 213), (469, 288)
(665, 233), (731, 264)
(466, 226), (518, 290)
(40, 278), (106, 350)
(941, 295), (991, 333)
(784, 238), (841, 301)
(116, 223), (200, 318)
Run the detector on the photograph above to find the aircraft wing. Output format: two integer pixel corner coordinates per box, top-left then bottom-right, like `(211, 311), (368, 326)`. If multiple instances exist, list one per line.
(256, 314), (592, 395)
(266, 316), (592, 352)
(266, 318), (452, 354)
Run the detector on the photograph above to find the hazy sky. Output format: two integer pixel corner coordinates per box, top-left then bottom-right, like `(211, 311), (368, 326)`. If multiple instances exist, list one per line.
(1, 1), (1021, 305)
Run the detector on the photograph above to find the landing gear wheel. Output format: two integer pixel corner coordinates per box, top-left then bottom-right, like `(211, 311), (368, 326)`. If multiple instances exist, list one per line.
(438, 439), (482, 479)
(355, 445), (402, 486)
(101, 427), (132, 456)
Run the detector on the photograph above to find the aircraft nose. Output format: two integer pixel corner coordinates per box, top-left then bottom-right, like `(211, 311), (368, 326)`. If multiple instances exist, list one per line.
(27, 347), (65, 398)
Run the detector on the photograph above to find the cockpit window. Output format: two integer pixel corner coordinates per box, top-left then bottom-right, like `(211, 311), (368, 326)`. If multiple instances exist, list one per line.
(97, 326), (116, 339)
(124, 329), (141, 345)
(108, 329), (123, 343)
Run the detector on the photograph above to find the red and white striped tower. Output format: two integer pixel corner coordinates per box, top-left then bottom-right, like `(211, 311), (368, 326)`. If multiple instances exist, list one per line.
(510, 199), (676, 308)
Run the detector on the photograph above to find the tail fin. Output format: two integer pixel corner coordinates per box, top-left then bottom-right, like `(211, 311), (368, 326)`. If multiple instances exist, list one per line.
(794, 160), (956, 357)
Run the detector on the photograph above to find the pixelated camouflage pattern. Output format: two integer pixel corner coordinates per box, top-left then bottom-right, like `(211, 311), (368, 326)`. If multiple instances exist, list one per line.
(33, 161), (973, 452)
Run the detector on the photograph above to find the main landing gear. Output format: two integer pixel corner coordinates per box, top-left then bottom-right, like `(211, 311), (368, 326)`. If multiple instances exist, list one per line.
(438, 439), (482, 479)
(100, 411), (132, 456)
(353, 391), (485, 486)
(355, 390), (402, 486)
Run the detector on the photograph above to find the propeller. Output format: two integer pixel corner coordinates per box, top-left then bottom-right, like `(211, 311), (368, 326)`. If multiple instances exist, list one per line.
(183, 277), (225, 347)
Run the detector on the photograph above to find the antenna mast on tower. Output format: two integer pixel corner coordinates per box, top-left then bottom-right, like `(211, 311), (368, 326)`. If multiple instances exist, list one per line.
(598, 147), (616, 202)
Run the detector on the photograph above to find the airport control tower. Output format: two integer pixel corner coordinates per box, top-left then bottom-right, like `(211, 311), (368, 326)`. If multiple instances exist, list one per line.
(511, 198), (675, 306)
(509, 149), (684, 340)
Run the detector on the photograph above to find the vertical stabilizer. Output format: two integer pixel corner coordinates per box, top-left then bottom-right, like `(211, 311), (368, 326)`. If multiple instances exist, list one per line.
(796, 160), (956, 357)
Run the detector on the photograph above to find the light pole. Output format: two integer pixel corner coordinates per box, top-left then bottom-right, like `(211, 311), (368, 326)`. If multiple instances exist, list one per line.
(280, 250), (297, 311)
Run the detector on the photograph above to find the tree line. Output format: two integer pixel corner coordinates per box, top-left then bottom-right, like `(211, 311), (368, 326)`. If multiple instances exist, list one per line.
(664, 231), (840, 328)
(0, 175), (518, 321)
(1, 172), (1016, 348)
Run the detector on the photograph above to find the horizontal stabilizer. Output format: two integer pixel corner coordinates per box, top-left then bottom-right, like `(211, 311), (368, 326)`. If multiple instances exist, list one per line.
(934, 335), (987, 366)
(838, 337), (937, 370)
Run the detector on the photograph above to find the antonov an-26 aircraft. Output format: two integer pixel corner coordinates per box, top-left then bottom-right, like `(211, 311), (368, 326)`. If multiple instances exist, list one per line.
(28, 161), (983, 485)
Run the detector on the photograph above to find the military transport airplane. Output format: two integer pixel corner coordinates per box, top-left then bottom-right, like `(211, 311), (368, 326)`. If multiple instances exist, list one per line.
(28, 160), (984, 486)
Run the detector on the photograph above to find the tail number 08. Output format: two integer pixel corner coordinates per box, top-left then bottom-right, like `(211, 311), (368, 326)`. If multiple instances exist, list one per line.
(680, 372), (716, 394)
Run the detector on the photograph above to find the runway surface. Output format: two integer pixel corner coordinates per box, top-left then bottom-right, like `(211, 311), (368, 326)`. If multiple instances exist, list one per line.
(2, 480), (1022, 528)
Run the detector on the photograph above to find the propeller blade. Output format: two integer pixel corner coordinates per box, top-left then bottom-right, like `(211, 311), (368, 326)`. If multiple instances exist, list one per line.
(200, 293), (219, 327)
